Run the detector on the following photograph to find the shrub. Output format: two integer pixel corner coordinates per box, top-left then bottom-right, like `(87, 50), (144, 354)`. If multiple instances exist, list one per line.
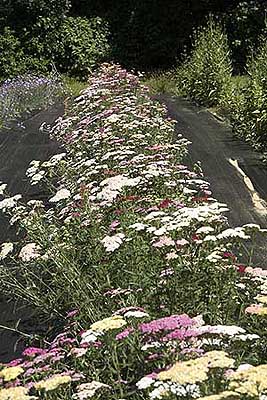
(177, 18), (232, 107)
(230, 37), (267, 149)
(0, 27), (25, 79)
(55, 17), (110, 78)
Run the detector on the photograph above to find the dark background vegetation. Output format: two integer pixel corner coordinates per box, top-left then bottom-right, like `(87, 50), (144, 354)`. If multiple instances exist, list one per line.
(0, 0), (267, 79)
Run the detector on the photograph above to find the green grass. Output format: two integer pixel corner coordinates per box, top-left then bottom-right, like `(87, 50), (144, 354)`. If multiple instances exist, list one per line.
(62, 75), (89, 98)
(143, 70), (178, 95)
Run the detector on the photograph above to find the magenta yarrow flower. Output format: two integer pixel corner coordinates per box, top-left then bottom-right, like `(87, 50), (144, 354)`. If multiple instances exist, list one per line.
(22, 347), (47, 357)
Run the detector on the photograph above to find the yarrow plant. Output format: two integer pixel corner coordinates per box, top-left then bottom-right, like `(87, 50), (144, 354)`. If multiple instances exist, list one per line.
(0, 64), (267, 399)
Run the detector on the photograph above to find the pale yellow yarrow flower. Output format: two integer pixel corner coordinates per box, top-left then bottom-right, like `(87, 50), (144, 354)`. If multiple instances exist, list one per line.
(0, 386), (37, 400)
(90, 316), (126, 332)
(197, 391), (240, 400)
(158, 358), (209, 384)
(35, 375), (71, 392)
(0, 366), (24, 381)
(258, 308), (267, 315)
(158, 351), (235, 385)
(256, 295), (267, 304)
(229, 364), (267, 396)
(203, 351), (235, 369)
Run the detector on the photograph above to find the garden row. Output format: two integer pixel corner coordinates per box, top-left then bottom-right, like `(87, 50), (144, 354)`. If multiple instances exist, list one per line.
(0, 64), (267, 399)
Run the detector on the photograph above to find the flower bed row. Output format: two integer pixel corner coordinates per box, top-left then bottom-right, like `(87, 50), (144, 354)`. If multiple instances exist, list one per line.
(0, 72), (63, 130)
(0, 64), (267, 399)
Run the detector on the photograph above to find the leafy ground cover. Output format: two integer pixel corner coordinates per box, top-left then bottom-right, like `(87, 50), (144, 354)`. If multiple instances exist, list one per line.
(0, 64), (267, 399)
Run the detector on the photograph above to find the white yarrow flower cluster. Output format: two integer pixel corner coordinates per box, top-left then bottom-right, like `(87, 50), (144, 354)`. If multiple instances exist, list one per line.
(19, 243), (41, 262)
(101, 233), (125, 252)
(0, 242), (14, 259)
(0, 194), (22, 211)
(49, 189), (71, 203)
(0, 183), (7, 195)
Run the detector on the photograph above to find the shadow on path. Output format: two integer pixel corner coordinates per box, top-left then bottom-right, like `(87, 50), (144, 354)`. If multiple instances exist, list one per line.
(0, 103), (64, 362)
(159, 94), (267, 267)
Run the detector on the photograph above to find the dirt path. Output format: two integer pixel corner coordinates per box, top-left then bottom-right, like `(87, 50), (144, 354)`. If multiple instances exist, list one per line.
(159, 94), (267, 267)
(0, 103), (63, 362)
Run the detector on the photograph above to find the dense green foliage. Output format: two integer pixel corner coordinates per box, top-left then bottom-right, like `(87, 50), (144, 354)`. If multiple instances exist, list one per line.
(0, 1), (109, 79)
(229, 37), (267, 150)
(0, 27), (25, 78)
(177, 19), (232, 107)
(55, 17), (109, 77)
(1, 0), (265, 78)
(224, 1), (267, 73)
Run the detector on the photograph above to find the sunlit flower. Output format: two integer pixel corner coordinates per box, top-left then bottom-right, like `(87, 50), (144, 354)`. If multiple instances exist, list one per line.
(229, 364), (267, 396)
(72, 381), (111, 399)
(0, 366), (24, 381)
(197, 391), (240, 400)
(158, 351), (234, 384)
(19, 243), (41, 262)
(34, 374), (72, 391)
(101, 233), (125, 252)
(0, 195), (22, 211)
(90, 316), (127, 332)
(0, 183), (7, 195)
(0, 242), (13, 259)
(124, 310), (149, 318)
(49, 188), (71, 203)
(0, 386), (36, 400)
(136, 376), (155, 390)
(152, 236), (175, 248)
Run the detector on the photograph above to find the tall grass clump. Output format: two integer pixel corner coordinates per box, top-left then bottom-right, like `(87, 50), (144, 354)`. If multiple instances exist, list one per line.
(231, 37), (267, 150)
(177, 18), (232, 106)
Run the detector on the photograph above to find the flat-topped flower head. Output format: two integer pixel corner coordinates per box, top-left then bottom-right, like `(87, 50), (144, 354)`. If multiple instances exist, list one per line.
(49, 188), (71, 203)
(101, 233), (125, 252)
(139, 314), (195, 334)
(229, 364), (267, 396)
(19, 243), (41, 262)
(0, 366), (24, 381)
(158, 351), (234, 384)
(90, 316), (127, 332)
(73, 381), (111, 400)
(0, 242), (13, 259)
(197, 391), (240, 400)
(34, 374), (72, 392)
(0, 386), (37, 400)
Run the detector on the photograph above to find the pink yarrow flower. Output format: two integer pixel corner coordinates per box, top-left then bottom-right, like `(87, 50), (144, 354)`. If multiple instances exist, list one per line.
(116, 328), (134, 340)
(152, 236), (175, 248)
(139, 314), (195, 334)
